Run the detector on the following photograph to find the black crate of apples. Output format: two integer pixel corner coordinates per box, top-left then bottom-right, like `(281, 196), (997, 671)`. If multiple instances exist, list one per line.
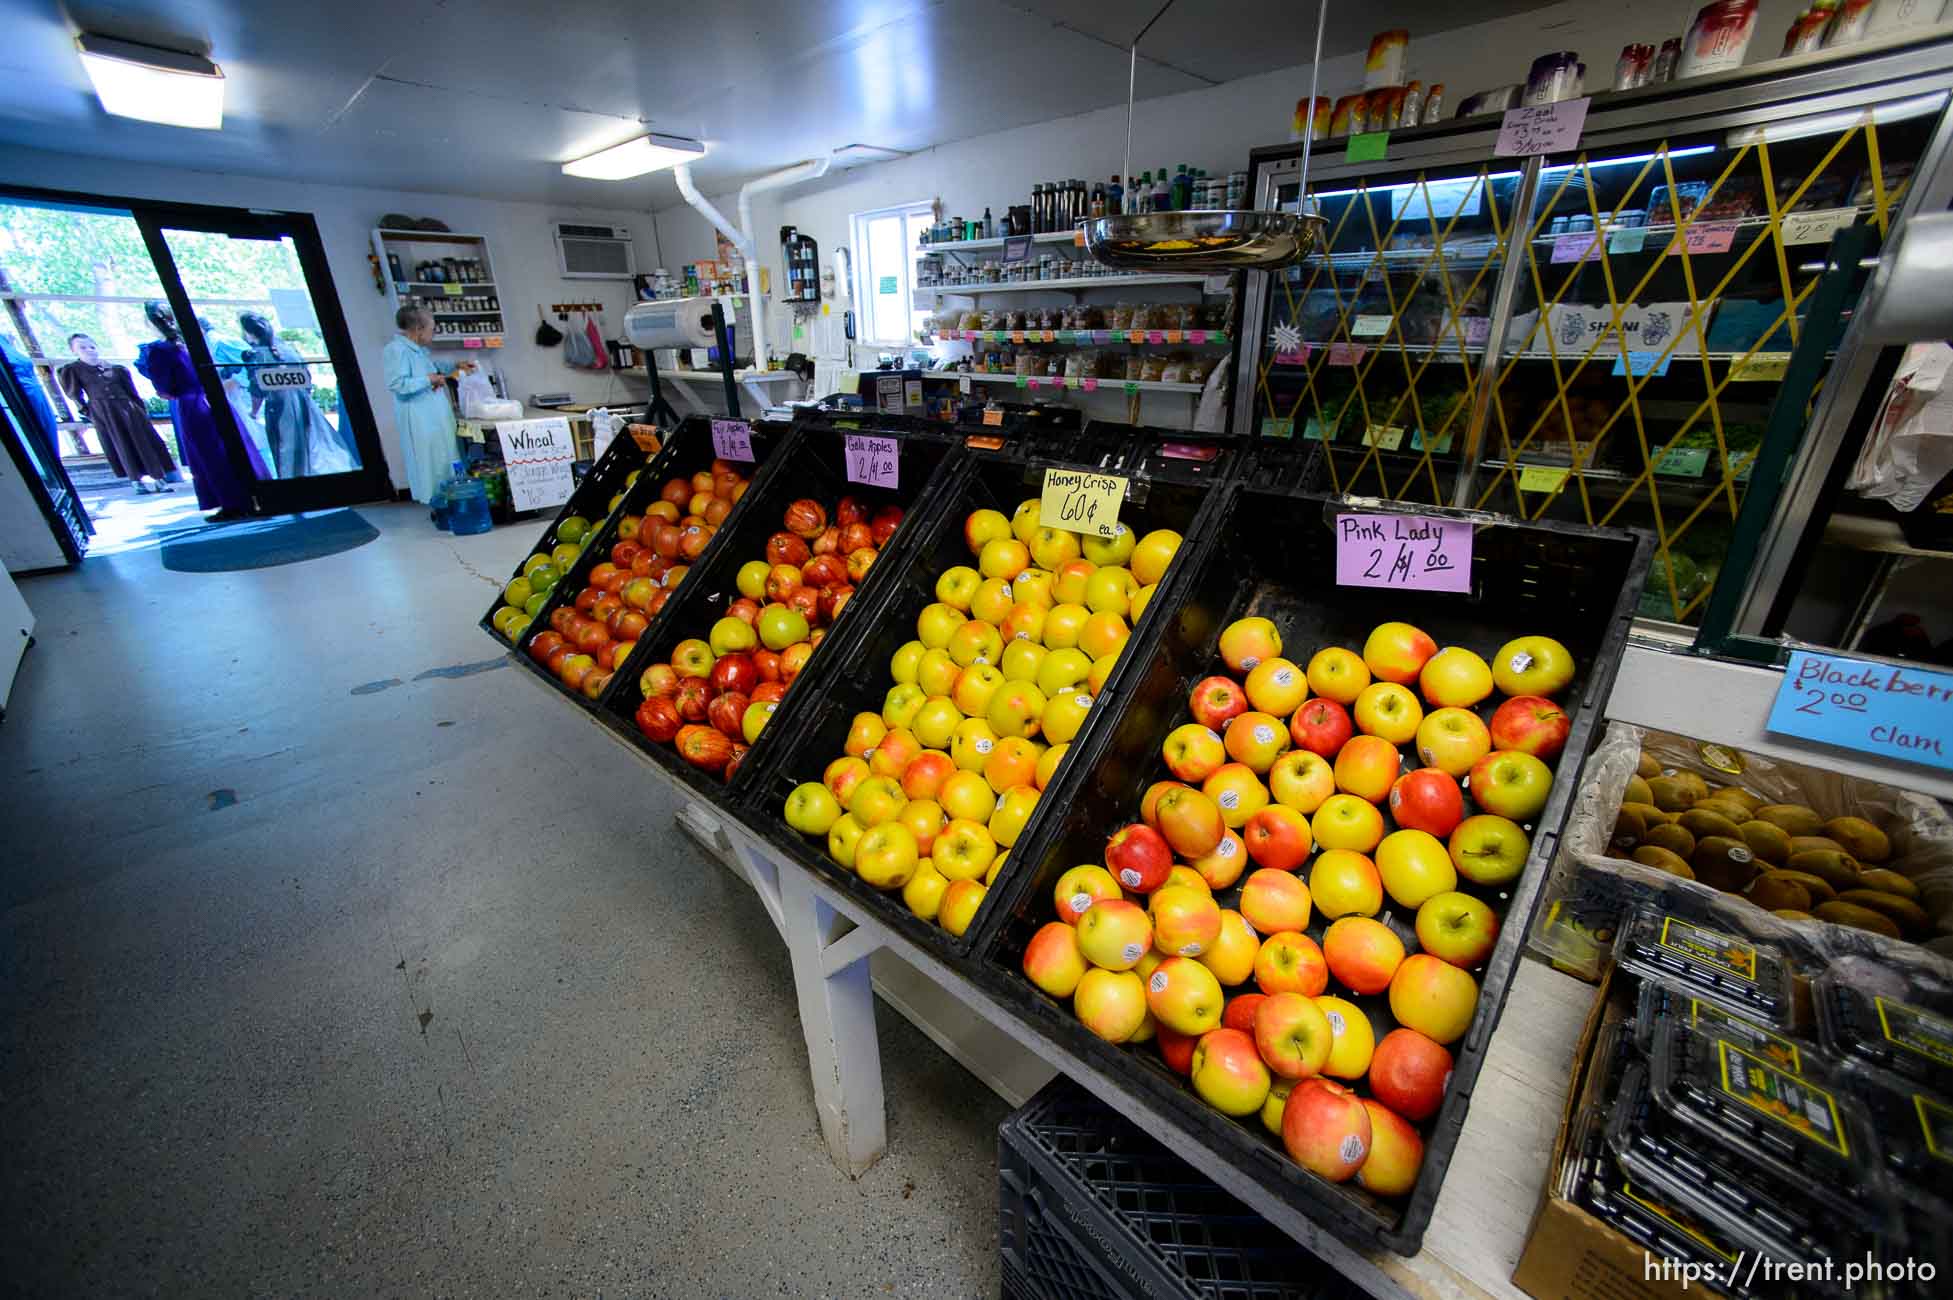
(985, 495), (1647, 1254)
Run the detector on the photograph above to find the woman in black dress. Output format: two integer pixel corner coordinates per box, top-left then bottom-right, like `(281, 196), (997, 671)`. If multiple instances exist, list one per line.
(57, 333), (179, 489)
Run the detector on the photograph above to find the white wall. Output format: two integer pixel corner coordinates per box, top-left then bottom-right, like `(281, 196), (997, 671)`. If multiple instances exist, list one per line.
(656, 0), (1815, 372)
(0, 143), (661, 494)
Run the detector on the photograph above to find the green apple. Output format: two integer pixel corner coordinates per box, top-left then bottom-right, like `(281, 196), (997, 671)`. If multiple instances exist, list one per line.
(1466, 751), (1553, 821)
(757, 604), (810, 651)
(1447, 813), (1530, 885)
(710, 616), (758, 655)
(783, 781), (842, 834)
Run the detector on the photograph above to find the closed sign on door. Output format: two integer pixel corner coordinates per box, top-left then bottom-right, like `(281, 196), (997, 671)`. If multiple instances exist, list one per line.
(257, 366), (311, 390)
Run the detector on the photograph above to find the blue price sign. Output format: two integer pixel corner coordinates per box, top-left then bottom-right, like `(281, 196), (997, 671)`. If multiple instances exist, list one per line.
(1766, 651), (1953, 769)
(1612, 350), (1672, 378)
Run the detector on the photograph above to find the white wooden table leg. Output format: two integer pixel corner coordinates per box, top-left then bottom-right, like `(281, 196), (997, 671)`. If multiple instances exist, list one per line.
(777, 863), (887, 1176)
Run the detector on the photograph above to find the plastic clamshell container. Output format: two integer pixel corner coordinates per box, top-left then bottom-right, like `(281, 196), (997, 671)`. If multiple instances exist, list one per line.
(1614, 906), (1797, 1030)
(982, 491), (1651, 1254)
(1645, 1018), (1889, 1224)
(480, 430), (658, 644)
(748, 425), (1232, 962)
(506, 415), (792, 706)
(1812, 960), (1953, 1098)
(1845, 1062), (1953, 1204)
(1606, 1057), (1874, 1278)
(592, 412), (964, 801)
(1634, 978), (1805, 1074)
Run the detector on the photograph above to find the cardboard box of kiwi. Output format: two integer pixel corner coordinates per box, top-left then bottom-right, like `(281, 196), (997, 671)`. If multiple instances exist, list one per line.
(1533, 722), (1953, 979)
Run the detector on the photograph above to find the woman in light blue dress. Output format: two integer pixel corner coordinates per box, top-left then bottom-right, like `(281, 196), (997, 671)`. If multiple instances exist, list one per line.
(240, 312), (359, 477)
(200, 317), (275, 479)
(382, 305), (474, 502)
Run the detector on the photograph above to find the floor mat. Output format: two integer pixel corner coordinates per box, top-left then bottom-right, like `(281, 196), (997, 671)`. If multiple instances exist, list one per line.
(160, 510), (380, 572)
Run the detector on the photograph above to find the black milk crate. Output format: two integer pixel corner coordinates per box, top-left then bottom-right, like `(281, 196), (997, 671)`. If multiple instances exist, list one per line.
(503, 415), (792, 706)
(591, 412), (964, 802)
(999, 1078), (1362, 1300)
(478, 425), (661, 645)
(981, 489), (1650, 1254)
(746, 424), (1235, 963)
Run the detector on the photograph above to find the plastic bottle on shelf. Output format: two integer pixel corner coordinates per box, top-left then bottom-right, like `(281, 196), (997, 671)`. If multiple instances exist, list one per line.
(982, 207), (995, 239)
(1090, 184), (1106, 219)
(1106, 175), (1123, 215)
(1154, 170), (1171, 212)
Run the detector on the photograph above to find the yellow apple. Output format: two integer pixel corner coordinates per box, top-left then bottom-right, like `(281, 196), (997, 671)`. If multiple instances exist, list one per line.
(1362, 621), (1438, 685)
(1305, 646), (1370, 704)
(915, 601), (967, 649)
(1035, 742), (1067, 789)
(1190, 1026), (1270, 1116)
(1146, 955), (1225, 1034)
(1035, 647), (1093, 696)
(1353, 681), (1423, 745)
(1013, 568), (1055, 609)
(1414, 706), (1492, 777)
(938, 769), (998, 823)
(1130, 528), (1182, 586)
(889, 639), (927, 684)
(1268, 750), (1335, 814)
(1309, 849), (1383, 919)
(1219, 617), (1282, 674)
(940, 879), (987, 936)
(1191, 829), (1249, 891)
(999, 637), (1048, 683)
(1418, 646), (1494, 708)
(1224, 711), (1291, 774)
(1081, 521), (1136, 566)
(915, 647), (961, 698)
(855, 822), (920, 889)
(988, 784), (1041, 848)
(1244, 657), (1309, 716)
(1077, 611), (1130, 661)
(1491, 634), (1576, 698)
(1162, 722), (1228, 783)
(911, 696), (965, 749)
(1002, 602), (1046, 645)
(951, 663), (1007, 719)
(985, 680), (1047, 739)
(1197, 908), (1259, 985)
(882, 682), (927, 730)
(1087, 651), (1120, 696)
(1388, 953), (1479, 1045)
(1030, 526), (1081, 571)
(1076, 899), (1153, 970)
(934, 565), (982, 611)
(903, 861), (949, 921)
(1311, 793), (1386, 853)
(1315, 994), (1377, 1079)
(1052, 560), (1096, 606)
(847, 775), (907, 829)
(933, 818), (997, 881)
(964, 507), (1012, 556)
(1041, 602), (1090, 649)
(1010, 498), (1043, 545)
(971, 577), (1015, 626)
(1130, 582), (1157, 622)
(1150, 885), (1223, 958)
(895, 797), (947, 856)
(1375, 828), (1458, 908)
(1073, 968), (1147, 1041)
(1082, 566), (1136, 616)
(1054, 864), (1121, 925)
(826, 813), (864, 868)
(949, 718), (1000, 772)
(1021, 920), (1087, 996)
(1041, 687), (1093, 744)
(947, 619), (1004, 669)
(1203, 763), (1270, 829)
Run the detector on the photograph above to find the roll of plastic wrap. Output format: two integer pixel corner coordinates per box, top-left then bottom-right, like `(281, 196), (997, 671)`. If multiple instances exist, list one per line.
(623, 296), (725, 350)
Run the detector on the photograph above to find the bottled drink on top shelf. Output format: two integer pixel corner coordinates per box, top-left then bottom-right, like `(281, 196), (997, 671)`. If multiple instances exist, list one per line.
(1106, 175), (1123, 215)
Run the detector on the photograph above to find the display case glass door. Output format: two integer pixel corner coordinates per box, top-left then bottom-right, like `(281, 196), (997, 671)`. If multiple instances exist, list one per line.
(1465, 106), (1933, 627)
(1247, 161), (1521, 504)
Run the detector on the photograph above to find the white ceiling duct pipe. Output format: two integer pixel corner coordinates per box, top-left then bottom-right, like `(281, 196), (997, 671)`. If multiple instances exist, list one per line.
(674, 157), (832, 371)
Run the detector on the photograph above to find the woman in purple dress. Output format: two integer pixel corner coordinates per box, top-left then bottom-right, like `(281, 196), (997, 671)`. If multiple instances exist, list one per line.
(135, 301), (253, 519)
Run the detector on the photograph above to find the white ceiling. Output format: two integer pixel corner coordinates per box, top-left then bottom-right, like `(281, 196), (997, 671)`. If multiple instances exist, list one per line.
(0, 0), (1554, 209)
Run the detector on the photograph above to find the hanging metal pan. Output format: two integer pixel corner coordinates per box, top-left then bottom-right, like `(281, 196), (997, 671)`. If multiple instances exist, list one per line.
(1084, 209), (1328, 270)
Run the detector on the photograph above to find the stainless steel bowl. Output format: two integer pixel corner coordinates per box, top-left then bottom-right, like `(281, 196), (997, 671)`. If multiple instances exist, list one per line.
(1083, 210), (1328, 271)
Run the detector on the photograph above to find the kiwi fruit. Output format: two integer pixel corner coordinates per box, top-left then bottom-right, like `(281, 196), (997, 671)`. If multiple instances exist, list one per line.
(1746, 876), (1812, 912)
(1622, 801), (1672, 827)
(1761, 869), (1838, 904)
(1788, 836), (1847, 858)
(1786, 849), (1861, 890)
(1675, 772), (1710, 803)
(1772, 910), (1816, 922)
(1611, 806), (1648, 851)
(1715, 788), (1765, 813)
(1824, 816), (1892, 864)
(1737, 821), (1792, 864)
(1636, 752), (1662, 780)
(1755, 804), (1825, 837)
(1632, 845), (1694, 877)
(1679, 809), (1745, 842)
(1694, 799), (1755, 827)
(1836, 890), (1930, 936)
(1857, 868), (1919, 901)
(1693, 836), (1762, 892)
(1624, 775), (1653, 806)
(1642, 823), (1697, 859)
(1813, 900), (1903, 939)
(1646, 776), (1695, 813)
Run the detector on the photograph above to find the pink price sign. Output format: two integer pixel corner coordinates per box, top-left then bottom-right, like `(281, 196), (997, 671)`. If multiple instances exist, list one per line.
(1334, 513), (1472, 594)
(711, 418), (754, 461)
(844, 434), (899, 488)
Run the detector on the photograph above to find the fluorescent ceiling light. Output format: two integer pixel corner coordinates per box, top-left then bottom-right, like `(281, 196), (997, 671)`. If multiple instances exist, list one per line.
(76, 33), (224, 130)
(562, 133), (705, 180)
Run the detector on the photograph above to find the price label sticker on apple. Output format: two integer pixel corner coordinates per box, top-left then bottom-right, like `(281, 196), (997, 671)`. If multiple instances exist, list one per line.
(1335, 513), (1471, 594)
(1040, 468), (1127, 540)
(711, 418), (754, 461)
(844, 434), (899, 488)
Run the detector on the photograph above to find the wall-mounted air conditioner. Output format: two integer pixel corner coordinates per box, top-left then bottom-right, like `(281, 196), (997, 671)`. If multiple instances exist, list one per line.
(554, 222), (636, 280)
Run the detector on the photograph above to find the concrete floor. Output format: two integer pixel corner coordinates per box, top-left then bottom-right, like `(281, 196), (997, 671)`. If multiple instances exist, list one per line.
(0, 504), (1008, 1297)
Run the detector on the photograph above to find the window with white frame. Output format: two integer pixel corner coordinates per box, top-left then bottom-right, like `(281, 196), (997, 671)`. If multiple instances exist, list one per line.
(849, 201), (933, 348)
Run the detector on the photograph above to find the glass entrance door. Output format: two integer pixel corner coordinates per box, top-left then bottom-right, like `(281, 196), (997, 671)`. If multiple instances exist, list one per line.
(140, 209), (388, 515)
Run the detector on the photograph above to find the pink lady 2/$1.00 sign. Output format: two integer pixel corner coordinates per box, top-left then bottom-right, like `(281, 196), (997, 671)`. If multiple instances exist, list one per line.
(1334, 514), (1472, 594)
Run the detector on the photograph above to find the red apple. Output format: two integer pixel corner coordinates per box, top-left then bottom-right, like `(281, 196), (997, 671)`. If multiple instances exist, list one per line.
(765, 564), (803, 604)
(1488, 695), (1571, 760)
(1281, 1077), (1372, 1182)
(528, 631), (565, 664)
(588, 561), (621, 590)
(1189, 675), (1249, 731)
(674, 677), (712, 723)
(707, 690), (750, 740)
(836, 495), (867, 528)
(802, 554), (848, 589)
(640, 662), (679, 699)
(1221, 993), (1267, 1033)
(574, 586), (602, 614)
(675, 724), (733, 772)
(1105, 823), (1173, 894)
(1388, 768), (1465, 838)
(1289, 697), (1353, 758)
(752, 648), (783, 682)
(634, 696), (682, 743)
(728, 597), (762, 625)
(820, 585), (855, 623)
(544, 645), (574, 677)
(812, 524), (841, 556)
(1156, 1025), (1197, 1075)
(1367, 1028), (1453, 1122)
(839, 522), (874, 553)
(871, 504), (904, 544)
(785, 498), (828, 539)
(766, 531), (811, 568)
(846, 548), (877, 583)
(611, 539), (643, 567)
(751, 680), (786, 704)
(785, 585), (822, 623)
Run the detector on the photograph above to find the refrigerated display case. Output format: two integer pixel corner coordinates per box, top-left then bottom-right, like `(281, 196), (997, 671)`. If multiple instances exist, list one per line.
(1232, 31), (1953, 638)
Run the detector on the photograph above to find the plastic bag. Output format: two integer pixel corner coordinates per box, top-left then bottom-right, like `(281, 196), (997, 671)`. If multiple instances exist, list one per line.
(1533, 720), (1953, 978)
(1846, 342), (1953, 513)
(455, 367), (496, 415)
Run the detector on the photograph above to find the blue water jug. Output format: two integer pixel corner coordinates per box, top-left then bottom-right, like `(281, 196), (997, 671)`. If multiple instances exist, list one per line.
(445, 462), (493, 535)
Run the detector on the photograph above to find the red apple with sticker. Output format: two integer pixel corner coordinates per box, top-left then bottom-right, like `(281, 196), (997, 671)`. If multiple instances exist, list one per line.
(1282, 1077), (1372, 1182)
(1368, 1028), (1454, 1122)
(1488, 695), (1571, 760)
(1388, 768), (1465, 838)
(1188, 675), (1249, 732)
(1105, 823), (1173, 894)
